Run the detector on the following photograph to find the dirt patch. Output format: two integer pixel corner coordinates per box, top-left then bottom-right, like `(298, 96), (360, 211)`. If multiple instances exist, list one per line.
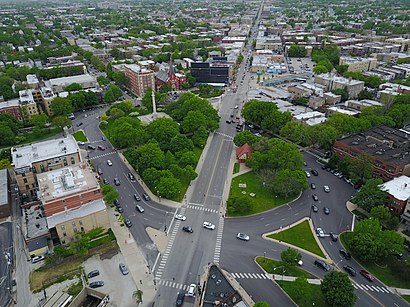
(146, 227), (168, 254)
(100, 247), (119, 260)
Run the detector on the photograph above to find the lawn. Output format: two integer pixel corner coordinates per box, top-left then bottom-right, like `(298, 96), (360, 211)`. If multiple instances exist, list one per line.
(67, 279), (83, 296)
(277, 280), (327, 307)
(227, 171), (295, 216)
(341, 232), (410, 288)
(72, 130), (88, 142)
(233, 163), (240, 174)
(268, 220), (325, 258)
(256, 257), (314, 278)
(402, 295), (410, 304)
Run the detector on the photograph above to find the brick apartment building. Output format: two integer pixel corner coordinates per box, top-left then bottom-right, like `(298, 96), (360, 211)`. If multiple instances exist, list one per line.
(381, 175), (410, 216)
(124, 64), (155, 97)
(333, 125), (410, 181)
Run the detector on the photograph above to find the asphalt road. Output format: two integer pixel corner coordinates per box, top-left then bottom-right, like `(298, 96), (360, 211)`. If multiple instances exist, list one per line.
(0, 222), (13, 307)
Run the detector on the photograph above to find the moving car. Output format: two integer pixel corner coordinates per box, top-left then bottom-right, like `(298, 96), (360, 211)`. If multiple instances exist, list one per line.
(107, 160), (113, 166)
(187, 284), (197, 296)
(124, 218), (132, 228)
(316, 228), (325, 238)
(343, 265), (357, 277)
(175, 214), (186, 221)
(87, 270), (100, 278)
(176, 291), (185, 306)
(203, 222), (215, 230)
(236, 233), (250, 241)
(117, 206), (124, 213)
(312, 194), (319, 201)
(128, 173), (135, 181)
(114, 178), (120, 186)
(136, 205), (144, 213)
(134, 194), (141, 201)
(97, 168), (103, 175)
(89, 281), (104, 288)
(323, 207), (330, 215)
(311, 204), (318, 212)
(339, 249), (351, 260)
(314, 260), (330, 271)
(119, 263), (129, 275)
(182, 226), (193, 233)
(305, 171), (311, 178)
(360, 269), (375, 282)
(87, 145), (96, 150)
(323, 185), (330, 193)
(98, 145), (105, 150)
(31, 255), (45, 264)
(330, 232), (338, 242)
(311, 169), (319, 176)
(77, 122), (83, 127)
(77, 141), (85, 146)
(143, 193), (150, 201)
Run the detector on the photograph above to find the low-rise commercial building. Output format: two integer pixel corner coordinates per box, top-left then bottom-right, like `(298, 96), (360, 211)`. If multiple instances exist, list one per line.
(124, 64), (155, 97)
(339, 56), (377, 72)
(44, 74), (97, 93)
(314, 73), (365, 99)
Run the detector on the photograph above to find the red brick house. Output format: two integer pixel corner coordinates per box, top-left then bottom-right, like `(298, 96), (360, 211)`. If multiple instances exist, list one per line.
(236, 143), (254, 163)
(155, 64), (187, 91)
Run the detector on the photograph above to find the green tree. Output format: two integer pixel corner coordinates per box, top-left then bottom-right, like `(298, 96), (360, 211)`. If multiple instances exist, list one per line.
(157, 176), (181, 199)
(0, 159), (11, 169)
(321, 271), (357, 307)
(146, 118), (180, 152)
(110, 117), (146, 148)
(233, 130), (259, 147)
(30, 113), (49, 127)
(272, 169), (308, 197)
(133, 289), (143, 304)
(97, 76), (110, 86)
(358, 89), (374, 100)
(280, 121), (311, 146)
(335, 64), (348, 75)
(51, 97), (74, 116)
(346, 153), (374, 185)
(280, 247), (302, 269)
(253, 302), (270, 307)
(126, 142), (165, 174)
(313, 65), (329, 74)
(227, 196), (252, 215)
(52, 116), (71, 131)
(101, 184), (120, 205)
(352, 178), (388, 212)
(387, 104), (410, 127)
(112, 71), (126, 86)
(180, 110), (207, 134)
(288, 44), (307, 57)
(0, 123), (15, 146)
(64, 83), (83, 92)
(170, 134), (194, 153)
(370, 205), (399, 230)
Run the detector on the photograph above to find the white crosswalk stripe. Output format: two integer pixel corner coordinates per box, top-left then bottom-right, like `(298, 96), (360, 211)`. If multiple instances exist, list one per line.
(213, 217), (224, 264)
(157, 279), (190, 291)
(231, 272), (271, 280)
(215, 131), (234, 140)
(354, 283), (391, 294)
(90, 151), (116, 160)
(186, 204), (219, 213)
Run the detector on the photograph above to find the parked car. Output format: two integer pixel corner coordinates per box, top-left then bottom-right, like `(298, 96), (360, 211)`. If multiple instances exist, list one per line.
(87, 145), (96, 150)
(360, 269), (375, 282)
(175, 214), (186, 221)
(339, 249), (351, 260)
(316, 228), (325, 238)
(77, 141), (85, 146)
(77, 122), (83, 127)
(343, 265), (357, 276)
(31, 255), (45, 264)
(310, 183), (316, 189)
(98, 145), (105, 151)
(314, 260), (330, 271)
(87, 270), (100, 278)
(117, 206), (124, 213)
(89, 281), (104, 288)
(311, 170), (319, 176)
(323, 207), (330, 215)
(103, 178), (109, 184)
(236, 233), (250, 241)
(128, 173), (135, 181)
(329, 232), (338, 242)
(323, 185), (330, 192)
(114, 178), (120, 186)
(143, 193), (150, 201)
(134, 194), (141, 201)
(182, 226), (193, 233)
(114, 199), (120, 207)
(311, 204), (318, 212)
(97, 168), (103, 175)
(124, 218), (132, 228)
(187, 283), (197, 296)
(203, 222), (215, 230)
(136, 205), (144, 213)
(305, 171), (311, 178)
(119, 263), (129, 275)
(312, 194), (319, 201)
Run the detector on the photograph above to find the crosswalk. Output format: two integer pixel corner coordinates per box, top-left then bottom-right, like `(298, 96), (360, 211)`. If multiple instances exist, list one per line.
(352, 283), (393, 293)
(157, 279), (190, 291)
(215, 131), (234, 140)
(89, 151), (116, 160)
(187, 204), (219, 214)
(154, 209), (185, 280)
(231, 272), (271, 279)
(213, 217), (224, 264)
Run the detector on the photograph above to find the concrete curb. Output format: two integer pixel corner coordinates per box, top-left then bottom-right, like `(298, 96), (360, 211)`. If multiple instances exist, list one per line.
(262, 217), (331, 263)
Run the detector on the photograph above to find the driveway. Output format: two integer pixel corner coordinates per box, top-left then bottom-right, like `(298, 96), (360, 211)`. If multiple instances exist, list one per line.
(83, 251), (137, 307)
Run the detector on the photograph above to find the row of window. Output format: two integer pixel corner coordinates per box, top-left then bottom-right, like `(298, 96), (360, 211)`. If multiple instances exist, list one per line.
(61, 220), (83, 230)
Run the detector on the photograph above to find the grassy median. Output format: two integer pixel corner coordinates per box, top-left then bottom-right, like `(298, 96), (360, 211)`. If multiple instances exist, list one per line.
(268, 220), (325, 258)
(72, 130), (87, 142)
(256, 257), (314, 278)
(277, 280), (326, 307)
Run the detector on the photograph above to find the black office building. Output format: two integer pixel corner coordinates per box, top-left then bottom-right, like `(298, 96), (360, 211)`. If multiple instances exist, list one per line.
(191, 62), (229, 84)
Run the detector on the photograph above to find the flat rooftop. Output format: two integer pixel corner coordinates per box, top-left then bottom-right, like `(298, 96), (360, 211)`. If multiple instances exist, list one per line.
(37, 162), (98, 203)
(12, 135), (79, 169)
(0, 169), (8, 206)
(381, 176), (410, 201)
(23, 202), (49, 240)
(124, 64), (152, 73)
(46, 74), (96, 87)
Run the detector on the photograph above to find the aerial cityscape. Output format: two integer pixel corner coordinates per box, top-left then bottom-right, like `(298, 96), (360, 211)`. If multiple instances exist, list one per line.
(0, 0), (409, 306)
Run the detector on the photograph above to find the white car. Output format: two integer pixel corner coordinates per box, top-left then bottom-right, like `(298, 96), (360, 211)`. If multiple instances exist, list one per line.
(234, 105), (239, 109)
(236, 233), (250, 241)
(107, 160), (113, 166)
(187, 283), (197, 296)
(305, 171), (311, 178)
(203, 222), (215, 230)
(316, 228), (325, 238)
(175, 214), (186, 221)
(324, 185), (330, 193)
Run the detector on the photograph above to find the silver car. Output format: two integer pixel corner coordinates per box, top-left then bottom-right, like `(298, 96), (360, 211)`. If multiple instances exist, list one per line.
(119, 263), (129, 275)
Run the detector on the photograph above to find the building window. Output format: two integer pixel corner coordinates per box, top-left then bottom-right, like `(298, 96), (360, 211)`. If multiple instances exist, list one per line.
(81, 227), (84, 232)
(71, 157), (75, 164)
(22, 173), (26, 177)
(73, 228), (78, 233)
(63, 159), (68, 166)
(63, 232), (67, 237)
(23, 178), (28, 183)
(79, 220), (83, 226)
(25, 185), (29, 190)
(40, 165), (45, 172)
(72, 222), (76, 227)
(61, 225), (65, 230)
(61, 240), (66, 245)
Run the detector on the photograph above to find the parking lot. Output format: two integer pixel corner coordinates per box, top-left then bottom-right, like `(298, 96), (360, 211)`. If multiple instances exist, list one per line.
(83, 251), (137, 307)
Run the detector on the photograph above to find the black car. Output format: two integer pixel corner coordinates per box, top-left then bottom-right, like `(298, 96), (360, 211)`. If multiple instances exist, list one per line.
(311, 204), (318, 212)
(226, 120), (231, 124)
(87, 270), (100, 278)
(330, 232), (338, 242)
(323, 207), (330, 215)
(311, 169), (319, 176)
(124, 218), (132, 228)
(134, 194), (141, 201)
(143, 193), (150, 201)
(103, 178), (109, 184)
(343, 265), (357, 276)
(114, 199), (120, 207)
(340, 249), (351, 260)
(128, 173), (135, 181)
(314, 260), (330, 271)
(89, 281), (104, 288)
(87, 145), (96, 150)
(77, 122), (83, 127)
(117, 206), (124, 213)
(114, 178), (120, 186)
(312, 194), (319, 201)
(182, 226), (193, 233)
(176, 291), (185, 306)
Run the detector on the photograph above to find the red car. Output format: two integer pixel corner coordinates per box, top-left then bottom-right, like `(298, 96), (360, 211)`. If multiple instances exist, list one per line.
(360, 269), (375, 282)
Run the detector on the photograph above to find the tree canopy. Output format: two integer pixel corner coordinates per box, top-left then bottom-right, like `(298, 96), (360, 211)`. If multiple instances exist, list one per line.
(321, 271), (357, 307)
